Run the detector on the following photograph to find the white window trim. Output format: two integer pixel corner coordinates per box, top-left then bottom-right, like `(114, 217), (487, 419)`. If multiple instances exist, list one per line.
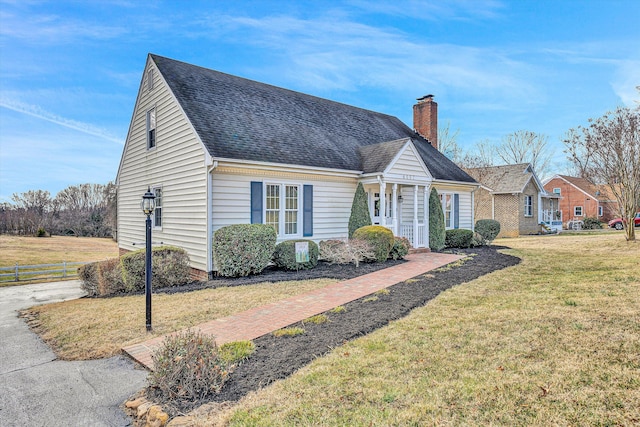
(574, 206), (583, 217)
(152, 185), (162, 230)
(439, 192), (455, 230)
(598, 205), (603, 217)
(146, 106), (156, 151)
(264, 182), (303, 238)
(524, 195), (533, 217)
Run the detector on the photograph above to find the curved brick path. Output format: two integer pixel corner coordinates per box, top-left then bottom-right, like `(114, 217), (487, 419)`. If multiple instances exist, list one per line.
(122, 252), (463, 369)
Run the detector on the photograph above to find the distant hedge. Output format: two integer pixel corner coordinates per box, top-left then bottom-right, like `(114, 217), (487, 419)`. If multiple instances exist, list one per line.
(213, 224), (277, 277)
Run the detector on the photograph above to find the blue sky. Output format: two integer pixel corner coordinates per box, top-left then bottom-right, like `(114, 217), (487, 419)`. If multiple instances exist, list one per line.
(1, 0), (638, 202)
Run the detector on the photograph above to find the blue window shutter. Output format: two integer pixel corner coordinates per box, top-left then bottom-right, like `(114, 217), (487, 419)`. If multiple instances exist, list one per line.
(454, 193), (460, 229)
(250, 181), (263, 224)
(303, 185), (313, 236)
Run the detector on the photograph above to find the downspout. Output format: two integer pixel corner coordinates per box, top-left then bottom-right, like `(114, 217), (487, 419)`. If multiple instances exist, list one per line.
(206, 159), (218, 277)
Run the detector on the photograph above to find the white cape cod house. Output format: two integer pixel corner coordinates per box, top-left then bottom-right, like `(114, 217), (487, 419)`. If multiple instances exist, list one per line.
(116, 54), (478, 278)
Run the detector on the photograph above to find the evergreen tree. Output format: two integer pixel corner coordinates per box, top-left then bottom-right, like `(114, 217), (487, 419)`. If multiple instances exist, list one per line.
(348, 183), (372, 238)
(429, 187), (446, 250)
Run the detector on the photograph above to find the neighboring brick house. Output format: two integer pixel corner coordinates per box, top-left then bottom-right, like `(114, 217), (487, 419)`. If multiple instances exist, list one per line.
(543, 175), (619, 225)
(466, 164), (560, 237)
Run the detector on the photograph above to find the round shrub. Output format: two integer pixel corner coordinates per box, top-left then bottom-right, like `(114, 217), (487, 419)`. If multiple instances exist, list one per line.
(121, 246), (191, 292)
(352, 225), (394, 262)
(445, 229), (474, 248)
(78, 262), (99, 297)
(389, 236), (411, 260)
(148, 330), (229, 404)
(475, 219), (501, 243)
(213, 224), (277, 277)
(272, 239), (319, 270)
(582, 216), (603, 230)
(97, 257), (125, 296)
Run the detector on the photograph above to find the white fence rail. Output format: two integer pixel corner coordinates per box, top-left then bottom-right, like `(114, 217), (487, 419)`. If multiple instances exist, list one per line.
(0, 261), (87, 283)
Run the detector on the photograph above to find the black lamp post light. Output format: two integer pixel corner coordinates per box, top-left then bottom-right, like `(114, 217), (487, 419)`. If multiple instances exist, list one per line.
(141, 187), (156, 331)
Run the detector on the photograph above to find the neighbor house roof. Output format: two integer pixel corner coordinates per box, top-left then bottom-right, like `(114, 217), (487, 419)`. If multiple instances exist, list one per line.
(548, 175), (617, 202)
(466, 163), (542, 194)
(151, 54), (474, 183)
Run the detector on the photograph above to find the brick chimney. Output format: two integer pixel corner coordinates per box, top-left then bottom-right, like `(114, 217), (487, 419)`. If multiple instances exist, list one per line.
(413, 94), (438, 150)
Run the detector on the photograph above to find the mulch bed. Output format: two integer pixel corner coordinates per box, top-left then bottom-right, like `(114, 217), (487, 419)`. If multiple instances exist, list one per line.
(150, 245), (520, 414)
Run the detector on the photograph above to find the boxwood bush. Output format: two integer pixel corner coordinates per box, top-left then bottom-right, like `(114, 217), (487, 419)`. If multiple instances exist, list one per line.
(445, 229), (474, 248)
(475, 219), (501, 243)
(213, 224), (277, 277)
(389, 236), (411, 260)
(272, 239), (319, 270)
(121, 246), (191, 292)
(97, 257), (125, 296)
(78, 262), (99, 297)
(352, 225), (394, 262)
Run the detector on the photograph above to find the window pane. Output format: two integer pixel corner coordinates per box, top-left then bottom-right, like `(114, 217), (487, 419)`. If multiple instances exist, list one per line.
(266, 211), (279, 234)
(284, 185), (298, 235)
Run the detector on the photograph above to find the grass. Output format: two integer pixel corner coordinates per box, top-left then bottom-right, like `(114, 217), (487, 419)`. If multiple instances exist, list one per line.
(0, 235), (118, 285)
(273, 327), (305, 337)
(196, 233), (639, 426)
(22, 278), (335, 360)
(304, 314), (328, 325)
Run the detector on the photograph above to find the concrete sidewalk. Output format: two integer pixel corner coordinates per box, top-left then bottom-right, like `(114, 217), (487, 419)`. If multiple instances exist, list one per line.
(123, 252), (463, 370)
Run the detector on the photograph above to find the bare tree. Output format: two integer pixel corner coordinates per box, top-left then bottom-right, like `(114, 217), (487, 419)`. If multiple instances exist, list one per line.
(10, 190), (52, 234)
(496, 130), (554, 179)
(438, 121), (462, 163)
(564, 105), (640, 241)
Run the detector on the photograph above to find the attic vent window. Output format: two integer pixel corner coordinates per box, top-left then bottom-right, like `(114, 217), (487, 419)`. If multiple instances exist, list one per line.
(147, 108), (156, 149)
(147, 69), (154, 91)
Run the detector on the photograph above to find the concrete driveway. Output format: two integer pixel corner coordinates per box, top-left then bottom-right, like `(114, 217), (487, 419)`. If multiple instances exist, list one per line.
(0, 281), (146, 426)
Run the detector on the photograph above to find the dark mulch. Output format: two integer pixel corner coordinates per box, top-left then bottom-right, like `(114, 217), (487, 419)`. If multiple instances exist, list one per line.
(152, 246), (520, 414)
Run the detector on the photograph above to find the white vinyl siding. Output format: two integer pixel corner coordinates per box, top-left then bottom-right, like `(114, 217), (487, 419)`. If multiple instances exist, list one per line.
(117, 59), (209, 271)
(385, 145), (431, 181)
(211, 171), (355, 242)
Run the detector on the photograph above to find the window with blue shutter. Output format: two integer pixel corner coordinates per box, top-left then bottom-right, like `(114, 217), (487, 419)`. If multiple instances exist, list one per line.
(250, 181), (313, 238)
(454, 193), (460, 229)
(303, 185), (313, 236)
(250, 181), (263, 224)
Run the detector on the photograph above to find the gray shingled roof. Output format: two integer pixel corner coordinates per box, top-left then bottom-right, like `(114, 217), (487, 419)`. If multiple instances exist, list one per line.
(358, 138), (409, 174)
(466, 163), (536, 193)
(151, 54), (475, 183)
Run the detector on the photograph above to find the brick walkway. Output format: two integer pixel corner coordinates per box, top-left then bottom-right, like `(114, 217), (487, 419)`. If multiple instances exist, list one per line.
(122, 252), (463, 370)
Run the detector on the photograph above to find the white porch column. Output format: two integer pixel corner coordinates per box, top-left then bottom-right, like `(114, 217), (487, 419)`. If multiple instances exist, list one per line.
(379, 178), (386, 227)
(391, 183), (398, 235)
(423, 185), (429, 247)
(413, 185), (419, 247)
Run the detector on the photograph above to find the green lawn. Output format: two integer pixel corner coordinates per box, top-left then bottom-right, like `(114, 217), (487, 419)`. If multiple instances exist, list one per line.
(197, 233), (640, 426)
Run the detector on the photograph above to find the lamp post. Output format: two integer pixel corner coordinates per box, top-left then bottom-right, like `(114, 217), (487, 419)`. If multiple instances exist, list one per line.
(141, 187), (156, 331)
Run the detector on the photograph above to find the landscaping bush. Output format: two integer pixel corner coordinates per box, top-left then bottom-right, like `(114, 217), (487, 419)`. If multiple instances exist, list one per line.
(272, 239), (319, 270)
(348, 183), (372, 238)
(121, 246), (191, 292)
(36, 227), (47, 237)
(445, 229), (474, 248)
(148, 330), (230, 403)
(213, 224), (277, 277)
(475, 219), (501, 243)
(319, 239), (375, 267)
(352, 225), (394, 262)
(389, 236), (411, 260)
(78, 262), (99, 297)
(429, 188), (446, 251)
(583, 216), (603, 230)
(97, 257), (125, 296)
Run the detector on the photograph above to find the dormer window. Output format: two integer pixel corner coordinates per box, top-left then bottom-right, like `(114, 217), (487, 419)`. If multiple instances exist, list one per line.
(147, 108), (156, 149)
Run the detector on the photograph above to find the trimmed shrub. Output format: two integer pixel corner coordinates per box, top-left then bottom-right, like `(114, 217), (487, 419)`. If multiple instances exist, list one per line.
(97, 257), (125, 296)
(272, 239), (319, 270)
(352, 225), (394, 262)
(583, 216), (603, 230)
(348, 183), (372, 238)
(429, 188), (446, 251)
(78, 262), (99, 297)
(148, 330), (229, 403)
(389, 236), (411, 260)
(445, 229), (474, 248)
(475, 219), (501, 243)
(121, 246), (191, 292)
(319, 239), (375, 267)
(213, 224), (277, 277)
